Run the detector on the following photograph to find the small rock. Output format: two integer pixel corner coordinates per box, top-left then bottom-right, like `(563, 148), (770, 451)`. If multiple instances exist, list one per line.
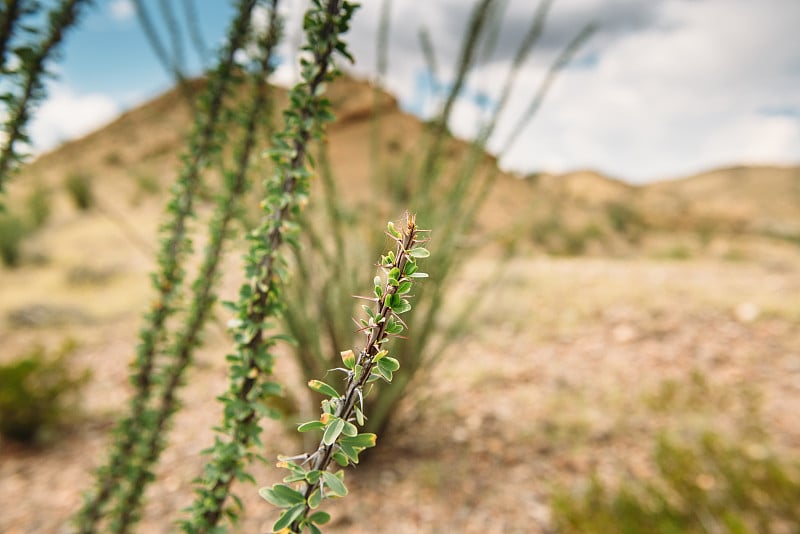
(612, 323), (637, 343)
(734, 302), (760, 323)
(782, 355), (800, 373)
(7, 304), (91, 328)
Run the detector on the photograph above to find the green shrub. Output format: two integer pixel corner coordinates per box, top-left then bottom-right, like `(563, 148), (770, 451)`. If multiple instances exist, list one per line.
(552, 431), (800, 534)
(605, 201), (647, 243)
(130, 173), (161, 205)
(135, 173), (160, 195)
(0, 340), (89, 443)
(65, 172), (94, 210)
(653, 244), (692, 261)
(531, 217), (604, 256)
(0, 212), (27, 267)
(281, 1), (593, 436)
(26, 184), (51, 228)
(103, 151), (123, 166)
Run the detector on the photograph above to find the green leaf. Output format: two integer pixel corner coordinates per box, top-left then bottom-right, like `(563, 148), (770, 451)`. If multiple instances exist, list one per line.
(322, 418), (345, 446)
(309, 523), (322, 534)
(390, 298), (412, 314)
(397, 280), (412, 294)
(375, 365), (393, 382)
(341, 420), (358, 437)
(408, 247), (430, 258)
(340, 349), (355, 369)
(276, 459), (304, 475)
(269, 333), (298, 346)
(338, 441), (359, 463)
(340, 433), (377, 449)
(259, 483), (305, 508)
(309, 511), (331, 525)
(305, 470), (321, 485)
(378, 356), (400, 372)
(307, 488), (321, 509)
(322, 471), (348, 497)
(283, 472), (307, 483)
(355, 406), (365, 426)
(298, 420), (325, 432)
(332, 450), (349, 467)
(387, 220), (400, 238)
(272, 503), (305, 531)
(409, 271), (429, 278)
(308, 379), (340, 398)
(386, 321), (404, 334)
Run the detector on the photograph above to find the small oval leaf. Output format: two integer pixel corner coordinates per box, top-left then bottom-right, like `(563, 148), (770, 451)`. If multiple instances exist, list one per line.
(297, 420), (325, 432)
(322, 471), (348, 497)
(309, 511), (331, 525)
(259, 483), (305, 508)
(308, 379), (340, 398)
(322, 417), (345, 446)
(272, 503), (305, 531)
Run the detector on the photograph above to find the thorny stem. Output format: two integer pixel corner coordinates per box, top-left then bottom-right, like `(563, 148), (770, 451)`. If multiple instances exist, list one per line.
(0, 0), (90, 192)
(187, 0), (354, 529)
(0, 0), (22, 70)
(290, 214), (421, 532)
(131, 0), (196, 108)
(74, 1), (256, 530)
(110, 7), (281, 532)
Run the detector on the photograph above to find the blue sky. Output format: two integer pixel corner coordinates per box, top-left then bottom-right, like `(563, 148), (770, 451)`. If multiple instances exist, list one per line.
(22, 0), (800, 183)
(59, 1), (233, 103)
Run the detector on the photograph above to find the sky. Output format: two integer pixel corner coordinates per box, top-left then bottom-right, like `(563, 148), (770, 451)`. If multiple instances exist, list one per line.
(20, 0), (800, 183)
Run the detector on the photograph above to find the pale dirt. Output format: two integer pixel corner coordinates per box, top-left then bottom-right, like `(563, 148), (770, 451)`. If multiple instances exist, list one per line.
(2, 245), (800, 533)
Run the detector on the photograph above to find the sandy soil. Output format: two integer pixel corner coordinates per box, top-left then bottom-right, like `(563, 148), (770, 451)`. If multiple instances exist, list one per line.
(2, 246), (800, 533)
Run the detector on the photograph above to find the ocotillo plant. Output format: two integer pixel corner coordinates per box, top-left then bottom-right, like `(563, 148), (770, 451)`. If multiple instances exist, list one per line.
(107, 5), (284, 533)
(0, 0), (92, 198)
(261, 213), (429, 533)
(74, 0), (259, 530)
(282, 0), (593, 436)
(182, 1), (358, 530)
(130, 0), (196, 108)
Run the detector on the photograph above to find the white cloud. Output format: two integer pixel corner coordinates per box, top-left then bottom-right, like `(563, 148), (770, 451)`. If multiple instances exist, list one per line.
(109, 0), (134, 21)
(29, 85), (119, 152)
(339, 0), (800, 182)
(25, 0), (798, 182)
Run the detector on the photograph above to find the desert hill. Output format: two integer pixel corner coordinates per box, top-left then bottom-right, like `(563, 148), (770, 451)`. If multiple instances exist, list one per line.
(12, 76), (800, 248)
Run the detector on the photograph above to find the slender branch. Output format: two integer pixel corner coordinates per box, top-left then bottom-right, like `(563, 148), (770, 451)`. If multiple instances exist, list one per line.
(180, 0), (209, 65)
(502, 22), (595, 154)
(131, 0), (195, 107)
(158, 0), (185, 76)
(110, 8), (282, 532)
(262, 213), (430, 533)
(73, 2), (257, 531)
(417, 0), (495, 198)
(0, 0), (91, 195)
(183, 1), (358, 530)
(299, 217), (420, 528)
(0, 0), (23, 70)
